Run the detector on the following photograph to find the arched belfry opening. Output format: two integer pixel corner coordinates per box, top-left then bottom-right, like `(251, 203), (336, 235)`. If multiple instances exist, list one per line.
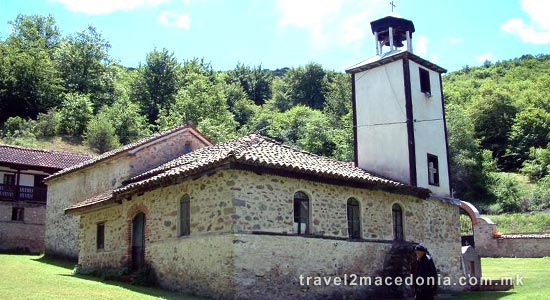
(370, 15), (415, 55)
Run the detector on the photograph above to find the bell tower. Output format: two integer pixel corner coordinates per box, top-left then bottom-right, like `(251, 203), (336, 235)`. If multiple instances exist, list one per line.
(346, 15), (451, 197)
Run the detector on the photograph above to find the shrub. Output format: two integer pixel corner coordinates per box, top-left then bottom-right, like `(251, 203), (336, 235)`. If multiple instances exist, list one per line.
(530, 175), (550, 210)
(34, 109), (61, 138)
(85, 112), (120, 153)
(489, 173), (524, 213)
(59, 93), (93, 137)
(131, 264), (157, 287)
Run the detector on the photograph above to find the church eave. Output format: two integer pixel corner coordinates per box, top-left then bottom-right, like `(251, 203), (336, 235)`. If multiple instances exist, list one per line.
(345, 51), (447, 74)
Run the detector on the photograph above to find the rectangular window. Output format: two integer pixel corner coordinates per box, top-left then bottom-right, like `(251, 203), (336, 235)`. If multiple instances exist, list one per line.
(3, 174), (15, 185)
(419, 68), (431, 95)
(183, 143), (192, 154)
(97, 223), (105, 250)
(179, 195), (190, 236)
(11, 207), (24, 221)
(427, 154), (440, 186)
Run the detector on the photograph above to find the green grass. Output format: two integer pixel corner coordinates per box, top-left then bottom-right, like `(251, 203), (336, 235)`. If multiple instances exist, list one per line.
(448, 257), (550, 300)
(0, 254), (209, 300)
(483, 212), (550, 234)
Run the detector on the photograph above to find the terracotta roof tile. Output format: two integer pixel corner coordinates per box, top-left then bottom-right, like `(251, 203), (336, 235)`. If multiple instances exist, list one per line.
(0, 144), (93, 170)
(66, 134), (431, 214)
(47, 123), (211, 181)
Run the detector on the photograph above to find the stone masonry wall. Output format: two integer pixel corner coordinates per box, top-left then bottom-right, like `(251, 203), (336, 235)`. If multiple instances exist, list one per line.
(229, 170), (462, 286)
(79, 170), (235, 299)
(45, 156), (132, 259)
(0, 201), (45, 253)
(474, 217), (550, 257)
(78, 168), (463, 299)
(46, 129), (211, 260)
(129, 130), (209, 178)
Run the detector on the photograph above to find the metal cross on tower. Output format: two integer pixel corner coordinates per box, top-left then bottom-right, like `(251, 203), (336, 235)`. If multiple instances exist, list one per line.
(390, 1), (396, 12)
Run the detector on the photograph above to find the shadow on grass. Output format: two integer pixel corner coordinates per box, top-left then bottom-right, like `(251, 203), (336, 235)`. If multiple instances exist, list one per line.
(32, 255), (76, 270)
(33, 255), (208, 300)
(442, 291), (516, 300)
(59, 274), (209, 300)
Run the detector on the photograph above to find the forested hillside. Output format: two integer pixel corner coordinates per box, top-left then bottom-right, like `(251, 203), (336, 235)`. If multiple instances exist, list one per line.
(1, 15), (550, 214)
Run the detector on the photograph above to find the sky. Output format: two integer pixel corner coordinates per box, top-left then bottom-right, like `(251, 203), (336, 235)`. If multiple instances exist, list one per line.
(0, 0), (549, 72)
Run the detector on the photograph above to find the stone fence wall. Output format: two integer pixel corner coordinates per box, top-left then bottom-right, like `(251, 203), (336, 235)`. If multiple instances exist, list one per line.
(473, 215), (550, 258)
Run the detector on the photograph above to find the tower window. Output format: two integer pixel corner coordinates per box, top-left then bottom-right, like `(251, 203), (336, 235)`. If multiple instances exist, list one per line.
(293, 191), (310, 235)
(419, 68), (431, 95)
(427, 154), (439, 186)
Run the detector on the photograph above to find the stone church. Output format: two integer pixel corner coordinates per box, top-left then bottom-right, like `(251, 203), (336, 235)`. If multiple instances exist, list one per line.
(45, 15), (463, 300)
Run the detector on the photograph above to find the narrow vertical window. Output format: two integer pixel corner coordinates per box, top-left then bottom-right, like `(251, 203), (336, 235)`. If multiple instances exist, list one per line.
(179, 194), (190, 236)
(97, 223), (105, 250)
(392, 204), (404, 241)
(293, 191), (310, 235)
(11, 207), (24, 221)
(347, 198), (361, 239)
(183, 142), (192, 154)
(419, 68), (431, 95)
(427, 154), (439, 186)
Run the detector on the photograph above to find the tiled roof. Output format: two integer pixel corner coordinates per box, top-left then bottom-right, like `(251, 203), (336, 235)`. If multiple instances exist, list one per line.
(46, 122), (212, 181)
(66, 134), (431, 214)
(0, 144), (93, 170)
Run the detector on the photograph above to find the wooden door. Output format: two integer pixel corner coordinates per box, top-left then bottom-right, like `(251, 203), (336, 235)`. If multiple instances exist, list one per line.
(131, 212), (145, 271)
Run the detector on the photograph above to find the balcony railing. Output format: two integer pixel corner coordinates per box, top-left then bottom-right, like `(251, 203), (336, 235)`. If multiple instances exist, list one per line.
(0, 183), (47, 203)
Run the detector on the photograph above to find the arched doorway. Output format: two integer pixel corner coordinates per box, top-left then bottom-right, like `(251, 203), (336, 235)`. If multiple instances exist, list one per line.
(459, 201), (481, 247)
(131, 212), (146, 270)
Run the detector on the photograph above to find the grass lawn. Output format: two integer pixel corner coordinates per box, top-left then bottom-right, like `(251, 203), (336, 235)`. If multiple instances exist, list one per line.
(0, 254), (209, 300)
(446, 257), (550, 300)
(484, 212), (550, 234)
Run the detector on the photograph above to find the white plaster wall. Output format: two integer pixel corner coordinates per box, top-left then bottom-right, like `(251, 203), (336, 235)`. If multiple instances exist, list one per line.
(355, 59), (411, 184)
(409, 61), (450, 196)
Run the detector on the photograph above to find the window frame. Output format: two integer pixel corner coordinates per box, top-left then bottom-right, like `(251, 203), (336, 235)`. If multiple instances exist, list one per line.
(183, 142), (192, 154)
(293, 191), (310, 235)
(419, 67), (431, 95)
(392, 203), (404, 241)
(11, 207), (24, 222)
(178, 194), (191, 237)
(347, 198), (361, 239)
(96, 222), (105, 250)
(427, 153), (440, 186)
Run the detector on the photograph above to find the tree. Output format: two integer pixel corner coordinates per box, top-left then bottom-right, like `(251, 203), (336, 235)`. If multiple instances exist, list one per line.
(55, 25), (114, 110)
(446, 103), (492, 203)
(59, 93), (93, 137)
(506, 108), (550, 170)
(226, 64), (272, 105)
(103, 97), (150, 144)
(273, 63), (328, 111)
(85, 111), (120, 153)
(8, 14), (60, 51)
(0, 15), (63, 122)
(157, 68), (237, 142)
(468, 87), (517, 170)
(132, 49), (180, 123)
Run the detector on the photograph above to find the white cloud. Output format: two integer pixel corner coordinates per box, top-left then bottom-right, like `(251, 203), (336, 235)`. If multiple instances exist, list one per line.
(414, 35), (428, 56)
(276, 0), (386, 50)
(51, 0), (170, 15)
(447, 35), (464, 45)
(475, 52), (496, 63)
(159, 11), (190, 30)
(501, 0), (550, 44)
(182, 0), (191, 4)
